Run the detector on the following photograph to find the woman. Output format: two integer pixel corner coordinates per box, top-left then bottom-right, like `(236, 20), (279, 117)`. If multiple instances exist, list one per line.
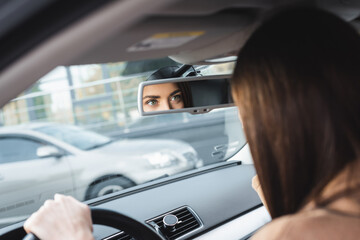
(24, 7), (360, 239)
(143, 65), (194, 112)
(232, 7), (360, 239)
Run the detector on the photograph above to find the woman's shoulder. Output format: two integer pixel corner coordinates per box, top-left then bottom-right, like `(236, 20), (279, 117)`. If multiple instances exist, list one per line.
(251, 208), (359, 240)
(251, 214), (300, 240)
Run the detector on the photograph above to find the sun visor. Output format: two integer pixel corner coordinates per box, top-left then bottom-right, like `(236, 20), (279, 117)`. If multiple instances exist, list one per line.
(68, 10), (257, 65)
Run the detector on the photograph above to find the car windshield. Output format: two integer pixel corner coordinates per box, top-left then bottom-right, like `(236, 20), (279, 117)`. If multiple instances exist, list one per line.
(0, 57), (245, 228)
(34, 125), (112, 151)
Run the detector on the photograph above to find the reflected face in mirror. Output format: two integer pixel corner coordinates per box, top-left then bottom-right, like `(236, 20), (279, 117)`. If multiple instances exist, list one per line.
(143, 83), (184, 112)
(139, 76), (233, 116)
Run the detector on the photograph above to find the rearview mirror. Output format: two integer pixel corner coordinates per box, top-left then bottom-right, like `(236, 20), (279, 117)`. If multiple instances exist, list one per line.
(138, 74), (234, 116)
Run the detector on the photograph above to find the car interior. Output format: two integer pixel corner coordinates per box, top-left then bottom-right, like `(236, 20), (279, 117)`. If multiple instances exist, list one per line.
(0, 0), (359, 239)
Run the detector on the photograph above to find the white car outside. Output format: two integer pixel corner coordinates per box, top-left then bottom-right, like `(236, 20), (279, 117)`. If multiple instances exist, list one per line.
(0, 123), (201, 227)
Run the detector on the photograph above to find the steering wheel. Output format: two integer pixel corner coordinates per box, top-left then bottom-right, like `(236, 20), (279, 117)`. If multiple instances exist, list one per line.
(23, 208), (164, 240)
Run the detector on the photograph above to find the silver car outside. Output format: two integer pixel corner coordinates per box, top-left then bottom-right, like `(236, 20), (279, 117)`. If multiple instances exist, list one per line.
(0, 123), (201, 227)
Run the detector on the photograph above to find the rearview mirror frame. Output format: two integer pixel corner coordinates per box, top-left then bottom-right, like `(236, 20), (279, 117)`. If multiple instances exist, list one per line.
(138, 74), (234, 116)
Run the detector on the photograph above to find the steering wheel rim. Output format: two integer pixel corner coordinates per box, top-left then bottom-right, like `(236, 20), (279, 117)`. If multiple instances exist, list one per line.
(91, 208), (164, 240)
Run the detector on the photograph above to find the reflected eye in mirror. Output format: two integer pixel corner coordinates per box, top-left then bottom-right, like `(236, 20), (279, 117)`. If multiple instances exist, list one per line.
(170, 94), (182, 103)
(142, 83), (185, 112)
(138, 74), (234, 116)
(168, 90), (184, 109)
(145, 99), (159, 106)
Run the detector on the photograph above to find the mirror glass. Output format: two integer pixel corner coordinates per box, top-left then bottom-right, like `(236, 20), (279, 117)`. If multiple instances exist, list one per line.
(138, 75), (234, 115)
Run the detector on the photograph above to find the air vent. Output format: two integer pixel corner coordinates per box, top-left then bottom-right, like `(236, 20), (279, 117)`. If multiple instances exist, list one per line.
(102, 231), (133, 240)
(147, 206), (203, 240)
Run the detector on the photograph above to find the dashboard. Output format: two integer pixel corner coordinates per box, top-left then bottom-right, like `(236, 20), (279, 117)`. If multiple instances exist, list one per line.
(87, 161), (270, 239)
(0, 161), (271, 239)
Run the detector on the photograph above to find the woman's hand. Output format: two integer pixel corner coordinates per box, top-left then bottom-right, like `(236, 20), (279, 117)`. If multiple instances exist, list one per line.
(252, 175), (269, 212)
(24, 194), (94, 240)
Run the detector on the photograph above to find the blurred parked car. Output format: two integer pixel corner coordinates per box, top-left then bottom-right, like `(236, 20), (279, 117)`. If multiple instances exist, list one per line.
(0, 123), (201, 226)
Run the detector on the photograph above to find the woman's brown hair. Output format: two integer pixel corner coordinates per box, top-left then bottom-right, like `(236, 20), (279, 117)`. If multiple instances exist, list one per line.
(231, 8), (360, 218)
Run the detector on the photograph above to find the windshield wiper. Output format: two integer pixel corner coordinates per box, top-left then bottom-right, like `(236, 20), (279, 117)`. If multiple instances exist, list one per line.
(85, 140), (113, 151)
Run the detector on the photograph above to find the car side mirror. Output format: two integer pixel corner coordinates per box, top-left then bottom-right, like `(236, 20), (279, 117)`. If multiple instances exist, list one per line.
(37, 146), (63, 158)
(138, 74), (234, 116)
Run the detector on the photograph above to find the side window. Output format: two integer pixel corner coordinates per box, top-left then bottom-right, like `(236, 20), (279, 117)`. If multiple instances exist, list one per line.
(0, 137), (44, 164)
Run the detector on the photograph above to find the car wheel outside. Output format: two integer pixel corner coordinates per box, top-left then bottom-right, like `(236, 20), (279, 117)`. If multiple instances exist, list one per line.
(86, 177), (135, 200)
